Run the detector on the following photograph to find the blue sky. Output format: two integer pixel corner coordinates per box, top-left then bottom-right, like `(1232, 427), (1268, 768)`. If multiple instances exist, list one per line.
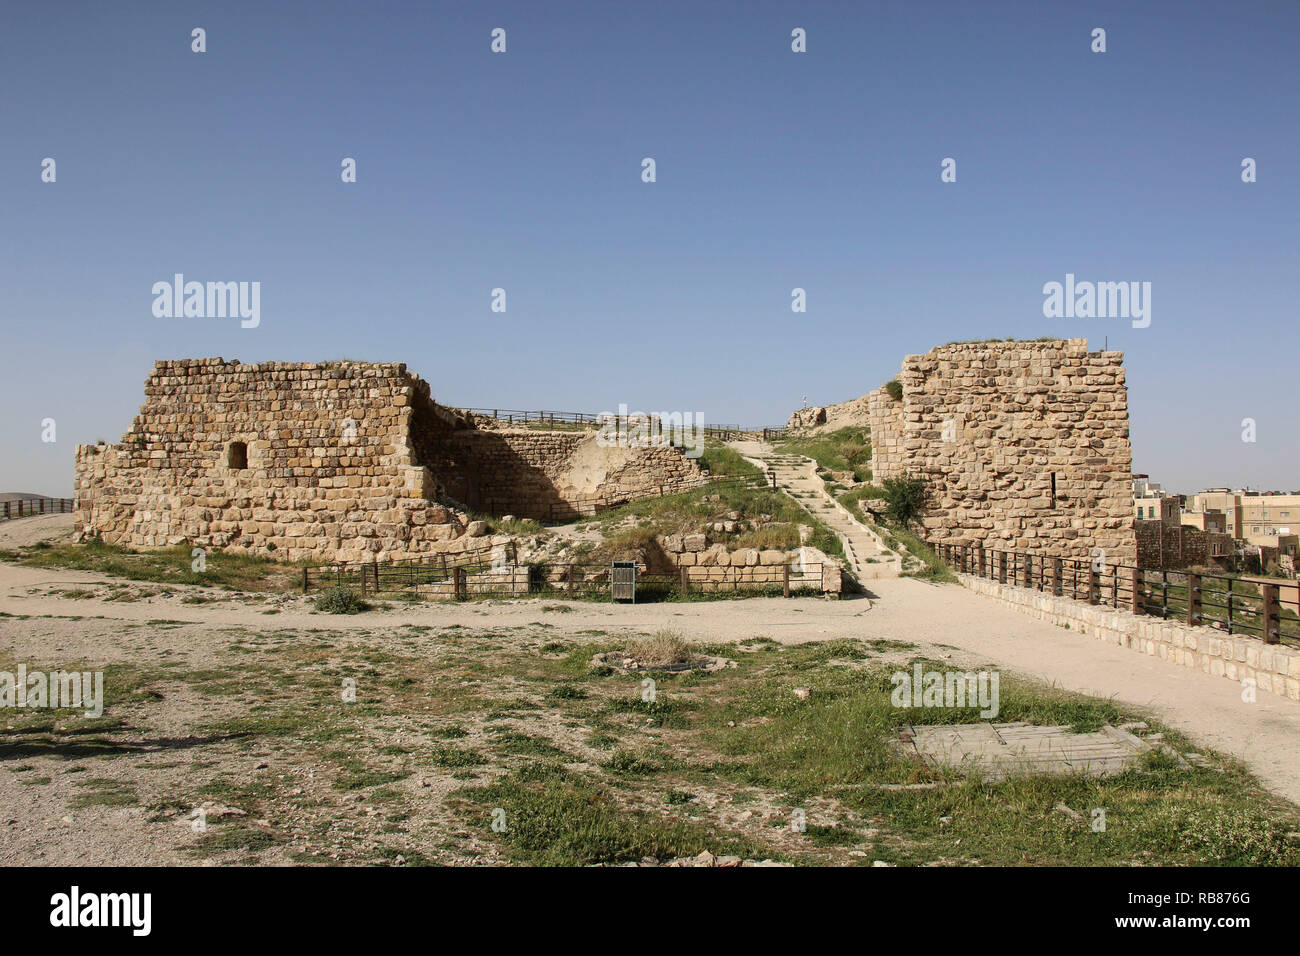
(2, 0), (1297, 496)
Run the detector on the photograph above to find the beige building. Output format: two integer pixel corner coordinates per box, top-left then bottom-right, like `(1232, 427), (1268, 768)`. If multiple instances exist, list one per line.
(1188, 490), (1243, 536)
(1133, 475), (1180, 524)
(1181, 510), (1227, 534)
(1188, 490), (1300, 540)
(1135, 494), (1180, 524)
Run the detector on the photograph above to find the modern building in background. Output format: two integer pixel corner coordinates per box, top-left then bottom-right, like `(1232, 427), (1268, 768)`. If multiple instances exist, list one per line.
(1133, 474), (1181, 524)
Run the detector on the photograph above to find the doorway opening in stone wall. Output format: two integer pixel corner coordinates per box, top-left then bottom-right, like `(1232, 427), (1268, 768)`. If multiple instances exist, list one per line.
(226, 441), (248, 470)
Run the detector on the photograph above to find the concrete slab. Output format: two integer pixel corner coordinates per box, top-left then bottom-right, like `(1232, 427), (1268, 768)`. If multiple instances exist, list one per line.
(897, 721), (1148, 780)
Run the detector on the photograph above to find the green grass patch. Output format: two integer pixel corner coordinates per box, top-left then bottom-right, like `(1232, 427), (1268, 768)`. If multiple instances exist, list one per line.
(0, 539), (297, 592)
(455, 762), (776, 866)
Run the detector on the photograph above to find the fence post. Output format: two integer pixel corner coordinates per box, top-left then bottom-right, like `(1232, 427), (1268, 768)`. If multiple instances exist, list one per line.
(568, 563), (576, 595)
(997, 551), (1007, 585)
(1129, 568), (1144, 616)
(1051, 557), (1062, 597)
(1262, 583), (1280, 644)
(681, 566), (691, 597)
(782, 563), (790, 598)
(1020, 554), (1032, 589)
(1088, 565), (1099, 605)
(977, 546), (986, 578)
(1186, 572), (1202, 627)
(302, 567), (309, 594)
(454, 567), (467, 602)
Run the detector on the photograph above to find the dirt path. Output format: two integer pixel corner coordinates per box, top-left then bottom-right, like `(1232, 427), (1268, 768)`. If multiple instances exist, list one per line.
(3, 515), (1299, 805)
(730, 441), (902, 580)
(0, 512), (75, 549)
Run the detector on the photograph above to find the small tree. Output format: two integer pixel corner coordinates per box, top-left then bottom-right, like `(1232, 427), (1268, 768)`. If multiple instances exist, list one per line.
(882, 475), (927, 527)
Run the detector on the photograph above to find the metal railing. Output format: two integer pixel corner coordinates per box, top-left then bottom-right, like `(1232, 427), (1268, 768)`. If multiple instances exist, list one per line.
(2, 497), (75, 519)
(932, 540), (1300, 646)
(461, 408), (742, 440)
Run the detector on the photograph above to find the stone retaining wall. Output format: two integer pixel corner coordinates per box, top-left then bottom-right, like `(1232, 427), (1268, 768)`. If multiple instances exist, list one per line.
(958, 573), (1300, 702)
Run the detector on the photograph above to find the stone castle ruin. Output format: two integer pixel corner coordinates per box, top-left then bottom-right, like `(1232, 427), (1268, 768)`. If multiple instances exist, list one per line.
(74, 358), (704, 563)
(866, 338), (1136, 564)
(75, 340), (1138, 572)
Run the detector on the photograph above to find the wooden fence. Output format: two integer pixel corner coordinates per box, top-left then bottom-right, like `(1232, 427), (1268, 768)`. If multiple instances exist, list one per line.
(2, 497), (75, 519)
(933, 540), (1300, 646)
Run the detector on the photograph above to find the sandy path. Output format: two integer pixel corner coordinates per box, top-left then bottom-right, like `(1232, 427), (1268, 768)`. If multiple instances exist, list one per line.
(0, 513), (75, 549)
(2, 515), (1298, 803)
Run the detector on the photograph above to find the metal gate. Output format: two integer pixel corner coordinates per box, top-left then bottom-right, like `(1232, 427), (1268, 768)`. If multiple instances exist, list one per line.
(611, 561), (637, 603)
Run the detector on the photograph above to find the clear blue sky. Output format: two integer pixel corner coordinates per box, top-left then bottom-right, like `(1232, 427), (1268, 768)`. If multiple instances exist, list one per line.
(2, 0), (1296, 496)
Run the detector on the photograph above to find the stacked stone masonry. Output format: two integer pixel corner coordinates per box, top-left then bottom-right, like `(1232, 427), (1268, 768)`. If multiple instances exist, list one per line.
(75, 359), (703, 563)
(1135, 521), (1234, 571)
(868, 339), (1136, 564)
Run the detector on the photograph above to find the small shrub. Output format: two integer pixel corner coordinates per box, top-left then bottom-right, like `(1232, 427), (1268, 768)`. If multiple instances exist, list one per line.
(882, 475), (927, 527)
(313, 587), (369, 614)
(624, 630), (693, 667)
(884, 379), (903, 401)
(602, 749), (662, 776)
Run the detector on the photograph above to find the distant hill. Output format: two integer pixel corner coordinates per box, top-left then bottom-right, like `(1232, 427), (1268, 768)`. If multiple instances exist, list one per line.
(0, 492), (65, 502)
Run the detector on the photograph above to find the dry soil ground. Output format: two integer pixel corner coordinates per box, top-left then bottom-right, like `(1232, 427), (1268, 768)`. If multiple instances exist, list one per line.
(0, 514), (1297, 866)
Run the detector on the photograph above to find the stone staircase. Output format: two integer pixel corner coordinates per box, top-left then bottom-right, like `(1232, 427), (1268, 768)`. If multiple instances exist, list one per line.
(746, 450), (903, 581)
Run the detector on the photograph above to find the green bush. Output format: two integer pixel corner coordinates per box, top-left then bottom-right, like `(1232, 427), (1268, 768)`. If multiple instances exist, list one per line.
(313, 587), (369, 614)
(884, 379), (903, 401)
(882, 475), (927, 527)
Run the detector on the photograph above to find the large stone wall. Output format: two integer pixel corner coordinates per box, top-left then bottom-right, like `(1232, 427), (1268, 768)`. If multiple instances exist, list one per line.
(868, 339), (1135, 563)
(1135, 521), (1234, 570)
(74, 359), (459, 564)
(415, 426), (705, 519)
(75, 359), (704, 562)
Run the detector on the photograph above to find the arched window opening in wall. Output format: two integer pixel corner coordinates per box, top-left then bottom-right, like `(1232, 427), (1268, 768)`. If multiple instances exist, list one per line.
(226, 441), (248, 470)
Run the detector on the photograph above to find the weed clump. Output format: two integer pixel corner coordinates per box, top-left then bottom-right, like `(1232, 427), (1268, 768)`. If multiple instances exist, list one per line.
(313, 587), (369, 614)
(624, 630), (694, 667)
